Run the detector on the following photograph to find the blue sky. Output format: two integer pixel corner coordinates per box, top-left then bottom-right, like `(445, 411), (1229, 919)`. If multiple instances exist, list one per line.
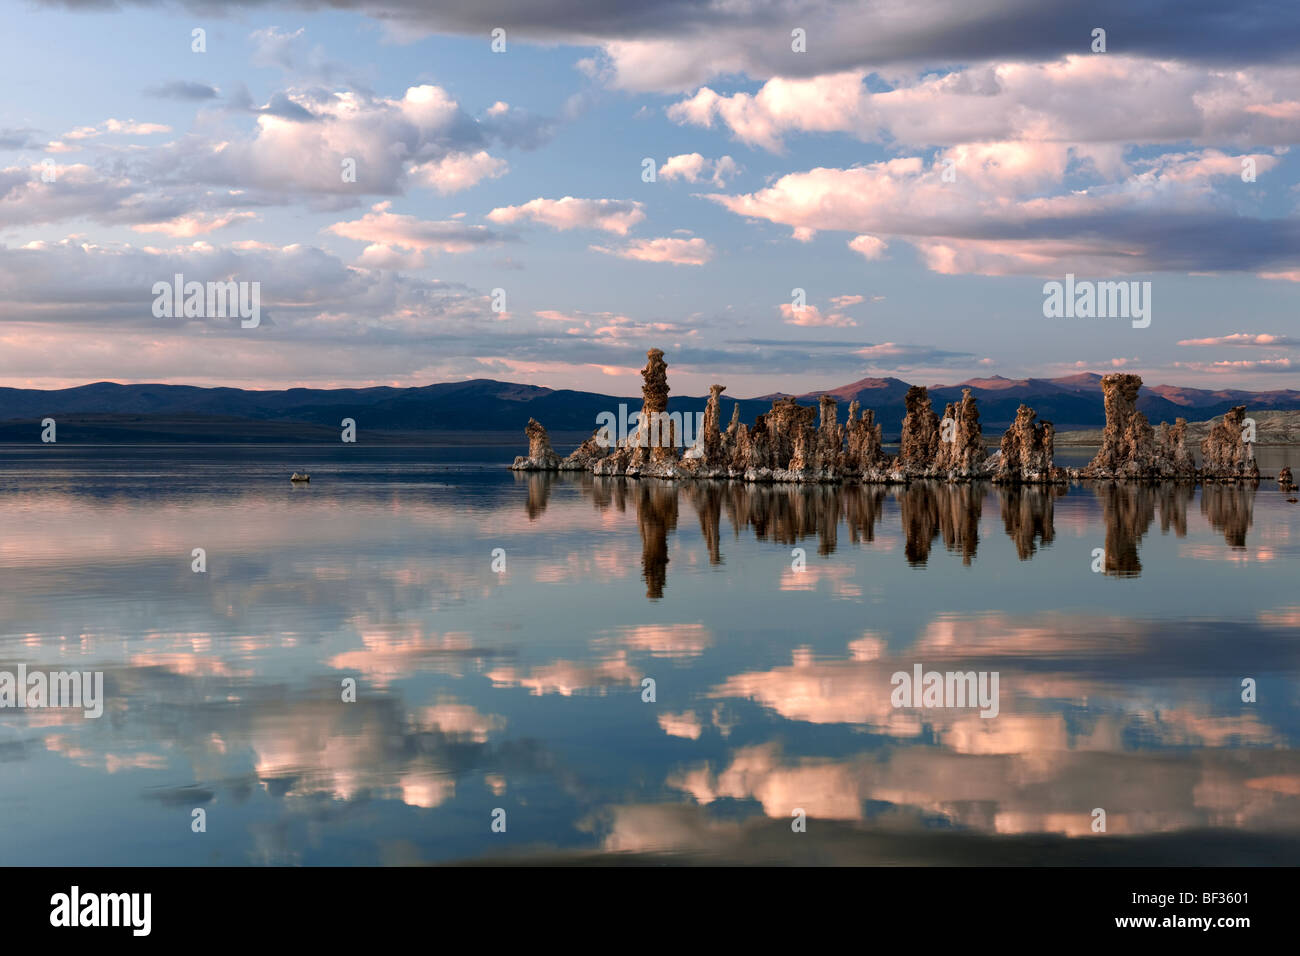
(1, 0), (1298, 395)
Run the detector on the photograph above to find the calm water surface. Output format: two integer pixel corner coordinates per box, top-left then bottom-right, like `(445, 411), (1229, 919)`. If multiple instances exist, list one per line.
(1, 444), (1298, 865)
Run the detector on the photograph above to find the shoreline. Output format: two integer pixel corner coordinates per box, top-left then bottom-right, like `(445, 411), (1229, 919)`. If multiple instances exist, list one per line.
(510, 466), (1280, 486)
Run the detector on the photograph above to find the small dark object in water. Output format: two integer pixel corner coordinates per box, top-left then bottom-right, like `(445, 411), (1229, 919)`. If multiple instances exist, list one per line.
(290, 472), (310, 482)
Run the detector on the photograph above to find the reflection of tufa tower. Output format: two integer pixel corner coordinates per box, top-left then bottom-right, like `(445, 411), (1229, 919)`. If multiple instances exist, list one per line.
(636, 482), (677, 599)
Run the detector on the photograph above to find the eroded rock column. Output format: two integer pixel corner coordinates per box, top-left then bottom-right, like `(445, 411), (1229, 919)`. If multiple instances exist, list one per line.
(899, 386), (940, 473)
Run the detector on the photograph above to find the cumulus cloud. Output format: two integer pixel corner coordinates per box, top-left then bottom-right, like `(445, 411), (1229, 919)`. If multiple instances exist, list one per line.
(143, 84), (551, 198)
(658, 153), (739, 187)
(488, 197), (645, 235)
(778, 302), (855, 328)
(327, 201), (512, 267)
(706, 156), (1300, 276)
(669, 58), (1300, 151)
(0, 162), (187, 228)
(1, 82), (554, 234)
(411, 150), (508, 194)
(847, 235), (887, 261)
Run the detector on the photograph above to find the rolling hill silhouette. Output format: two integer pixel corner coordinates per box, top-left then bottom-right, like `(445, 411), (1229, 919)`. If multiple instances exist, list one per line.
(2, 374), (1298, 443)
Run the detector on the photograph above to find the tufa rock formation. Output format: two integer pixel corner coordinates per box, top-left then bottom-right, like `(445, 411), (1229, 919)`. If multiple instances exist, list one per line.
(637, 348), (673, 467)
(1081, 374), (1158, 478)
(898, 386), (940, 471)
(1154, 419), (1197, 479)
(1082, 375), (1260, 481)
(994, 405), (1058, 483)
(560, 429), (612, 471)
(511, 417), (561, 471)
(515, 348), (1067, 483)
(594, 347), (684, 478)
(516, 353), (1272, 485)
(934, 388), (989, 477)
(1200, 406), (1260, 481)
(843, 401), (888, 478)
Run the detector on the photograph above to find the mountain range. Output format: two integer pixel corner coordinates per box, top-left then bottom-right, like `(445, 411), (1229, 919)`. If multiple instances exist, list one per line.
(2, 373), (1298, 443)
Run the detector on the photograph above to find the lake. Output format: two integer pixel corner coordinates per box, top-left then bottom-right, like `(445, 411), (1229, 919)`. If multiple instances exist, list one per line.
(1, 444), (1298, 865)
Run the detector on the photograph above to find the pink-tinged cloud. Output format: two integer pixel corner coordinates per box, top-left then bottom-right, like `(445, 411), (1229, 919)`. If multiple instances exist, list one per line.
(1173, 358), (1295, 372)
(658, 152), (739, 186)
(327, 202), (508, 264)
(63, 118), (171, 140)
(131, 212), (259, 237)
(705, 157), (1300, 276)
(778, 303), (856, 328)
(669, 57), (1300, 151)
(591, 236), (713, 265)
(410, 150), (508, 194)
(1177, 333), (1298, 347)
(141, 84), (544, 199)
(658, 711), (704, 739)
(487, 196), (645, 235)
(532, 310), (694, 343)
(1135, 149), (1280, 182)
(847, 235), (887, 260)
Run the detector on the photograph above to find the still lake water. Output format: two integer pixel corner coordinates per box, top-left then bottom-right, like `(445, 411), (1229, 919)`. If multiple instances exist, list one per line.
(1, 443), (1298, 865)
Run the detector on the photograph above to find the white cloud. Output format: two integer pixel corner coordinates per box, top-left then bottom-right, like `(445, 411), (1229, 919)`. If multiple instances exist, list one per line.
(705, 155), (1300, 277)
(327, 201), (510, 267)
(779, 303), (855, 328)
(847, 235), (887, 261)
(487, 197), (645, 235)
(131, 212), (259, 237)
(669, 58), (1300, 152)
(144, 84), (548, 199)
(411, 150), (508, 194)
(658, 153), (739, 187)
(63, 118), (171, 141)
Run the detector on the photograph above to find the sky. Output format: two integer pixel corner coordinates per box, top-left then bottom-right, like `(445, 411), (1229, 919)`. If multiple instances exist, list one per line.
(1, 0), (1299, 397)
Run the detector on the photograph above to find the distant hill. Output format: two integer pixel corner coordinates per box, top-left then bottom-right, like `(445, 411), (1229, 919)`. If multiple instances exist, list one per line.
(2, 373), (1298, 443)
(1056, 409), (1300, 445)
(784, 372), (1300, 435)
